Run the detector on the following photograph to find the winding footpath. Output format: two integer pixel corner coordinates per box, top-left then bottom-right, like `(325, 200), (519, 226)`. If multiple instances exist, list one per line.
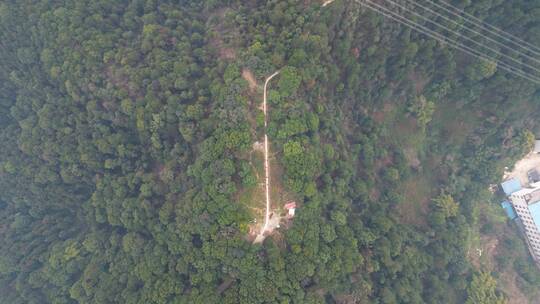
(322, 0), (335, 6)
(258, 71), (279, 240)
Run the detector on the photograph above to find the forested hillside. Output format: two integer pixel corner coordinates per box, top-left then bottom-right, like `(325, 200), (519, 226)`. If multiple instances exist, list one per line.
(1, 0), (540, 303)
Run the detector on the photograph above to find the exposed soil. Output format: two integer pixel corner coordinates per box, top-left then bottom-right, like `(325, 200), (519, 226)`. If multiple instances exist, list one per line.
(238, 71), (295, 243)
(219, 47), (236, 60)
(252, 146), (297, 243)
(468, 234), (499, 269)
(254, 211), (283, 243)
(371, 102), (394, 124)
(322, 0), (336, 6)
(242, 69), (258, 91)
(468, 232), (531, 304)
(246, 144), (294, 243)
(499, 272), (530, 304)
(252, 141), (264, 153)
(404, 147), (421, 169)
(504, 152), (540, 186)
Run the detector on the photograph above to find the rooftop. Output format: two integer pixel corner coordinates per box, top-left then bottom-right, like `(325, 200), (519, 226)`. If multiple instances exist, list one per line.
(501, 178), (522, 195)
(284, 201), (296, 210)
(529, 201), (540, 232)
(511, 181), (540, 195)
(511, 186), (540, 205)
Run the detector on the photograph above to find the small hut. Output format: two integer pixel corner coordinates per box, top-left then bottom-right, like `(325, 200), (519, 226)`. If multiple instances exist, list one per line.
(284, 202), (297, 217)
(534, 140), (540, 153)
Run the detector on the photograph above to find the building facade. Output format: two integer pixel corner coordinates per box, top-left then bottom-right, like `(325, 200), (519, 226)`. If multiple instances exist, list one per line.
(506, 180), (540, 261)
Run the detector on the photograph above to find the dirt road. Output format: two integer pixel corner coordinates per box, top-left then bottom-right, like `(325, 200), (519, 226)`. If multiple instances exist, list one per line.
(258, 71), (279, 239)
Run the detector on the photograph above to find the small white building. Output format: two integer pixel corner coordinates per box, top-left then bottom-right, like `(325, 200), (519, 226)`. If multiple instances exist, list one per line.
(284, 202), (296, 217)
(534, 140), (540, 153)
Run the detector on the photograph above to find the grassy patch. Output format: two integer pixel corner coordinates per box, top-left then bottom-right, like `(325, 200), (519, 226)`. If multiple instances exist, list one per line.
(237, 142), (298, 237)
(378, 104), (434, 226)
(238, 150), (265, 210)
(269, 150), (299, 214)
(378, 103), (426, 152)
(431, 101), (475, 149)
(396, 172), (433, 227)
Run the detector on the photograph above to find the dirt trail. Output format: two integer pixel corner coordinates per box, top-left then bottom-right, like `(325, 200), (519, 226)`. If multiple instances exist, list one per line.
(322, 0), (336, 6)
(254, 71), (279, 243)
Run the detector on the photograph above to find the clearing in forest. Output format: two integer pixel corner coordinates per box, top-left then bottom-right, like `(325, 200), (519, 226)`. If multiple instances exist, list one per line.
(235, 70), (297, 243)
(466, 214), (534, 304)
(258, 72), (280, 241)
(396, 173), (432, 226)
(242, 69), (258, 91)
(240, 141), (297, 243)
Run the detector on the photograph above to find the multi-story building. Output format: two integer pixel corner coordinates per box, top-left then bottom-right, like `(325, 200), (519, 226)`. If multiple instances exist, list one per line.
(502, 178), (540, 261)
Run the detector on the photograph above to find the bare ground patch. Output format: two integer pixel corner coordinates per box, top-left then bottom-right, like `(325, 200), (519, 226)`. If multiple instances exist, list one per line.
(504, 152), (540, 186)
(269, 150), (298, 212)
(499, 271), (532, 304)
(468, 234), (499, 270)
(404, 147), (421, 169)
(467, 232), (531, 304)
(240, 149), (266, 240)
(252, 141), (264, 153)
(243, 143), (297, 242)
(242, 69), (258, 91)
(371, 102), (395, 124)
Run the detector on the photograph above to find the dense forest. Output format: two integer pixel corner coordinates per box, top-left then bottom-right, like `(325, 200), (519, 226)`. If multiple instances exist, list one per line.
(1, 0), (540, 303)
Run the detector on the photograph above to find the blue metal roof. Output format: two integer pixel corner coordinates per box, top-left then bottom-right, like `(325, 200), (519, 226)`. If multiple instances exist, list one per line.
(501, 201), (517, 219)
(528, 202), (540, 232)
(501, 178), (522, 195)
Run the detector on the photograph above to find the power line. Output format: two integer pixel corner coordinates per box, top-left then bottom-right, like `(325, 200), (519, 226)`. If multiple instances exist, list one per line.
(401, 0), (540, 66)
(423, 0), (540, 56)
(356, 0), (540, 84)
(380, 0), (540, 76)
(356, 0), (540, 83)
